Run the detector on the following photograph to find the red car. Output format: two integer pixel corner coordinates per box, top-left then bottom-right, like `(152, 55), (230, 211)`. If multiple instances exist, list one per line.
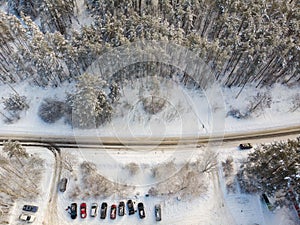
(80, 203), (87, 219)
(110, 204), (117, 220)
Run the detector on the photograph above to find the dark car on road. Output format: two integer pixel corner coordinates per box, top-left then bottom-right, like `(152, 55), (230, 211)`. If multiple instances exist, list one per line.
(110, 204), (117, 219)
(70, 203), (77, 219)
(127, 200), (135, 215)
(23, 205), (38, 213)
(155, 204), (162, 221)
(59, 178), (68, 192)
(138, 202), (145, 219)
(100, 202), (108, 219)
(239, 143), (253, 150)
(118, 201), (125, 216)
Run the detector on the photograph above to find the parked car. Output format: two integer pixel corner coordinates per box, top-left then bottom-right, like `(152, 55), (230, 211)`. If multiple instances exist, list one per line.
(138, 202), (145, 219)
(239, 143), (253, 150)
(70, 203), (77, 219)
(80, 203), (87, 218)
(154, 204), (162, 221)
(100, 202), (108, 219)
(59, 178), (68, 192)
(110, 204), (117, 219)
(118, 201), (125, 216)
(261, 193), (272, 210)
(22, 205), (38, 213)
(90, 203), (98, 217)
(19, 213), (36, 223)
(127, 200), (135, 215)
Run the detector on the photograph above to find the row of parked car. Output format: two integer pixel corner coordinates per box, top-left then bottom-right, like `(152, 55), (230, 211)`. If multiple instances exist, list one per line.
(66, 201), (162, 221)
(19, 205), (39, 223)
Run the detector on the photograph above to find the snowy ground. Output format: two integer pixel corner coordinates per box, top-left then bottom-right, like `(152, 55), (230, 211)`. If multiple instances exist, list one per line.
(0, 81), (299, 138)
(1, 1), (299, 224)
(0, 147), (55, 225)
(218, 140), (300, 225)
(56, 147), (230, 225)
(56, 141), (299, 225)
(2, 138), (300, 224)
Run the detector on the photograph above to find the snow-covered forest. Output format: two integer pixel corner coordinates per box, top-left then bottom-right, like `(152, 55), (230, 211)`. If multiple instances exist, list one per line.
(1, 0), (299, 86)
(0, 141), (45, 224)
(238, 137), (300, 206)
(0, 0), (299, 129)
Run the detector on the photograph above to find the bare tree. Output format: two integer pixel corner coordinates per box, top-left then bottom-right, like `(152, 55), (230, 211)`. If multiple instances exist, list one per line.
(222, 156), (234, 177)
(124, 162), (140, 175)
(200, 150), (218, 173)
(69, 161), (135, 199)
(59, 151), (77, 172)
(2, 140), (28, 167)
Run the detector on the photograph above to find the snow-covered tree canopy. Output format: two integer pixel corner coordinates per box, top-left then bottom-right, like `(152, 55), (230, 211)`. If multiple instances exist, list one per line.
(239, 137), (300, 204)
(0, 0), (299, 88)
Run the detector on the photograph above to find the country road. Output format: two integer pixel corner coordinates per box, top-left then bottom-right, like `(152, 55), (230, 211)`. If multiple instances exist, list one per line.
(0, 124), (299, 147)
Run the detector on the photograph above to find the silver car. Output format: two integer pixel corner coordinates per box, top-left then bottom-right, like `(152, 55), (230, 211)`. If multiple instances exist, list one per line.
(90, 203), (98, 217)
(155, 204), (162, 221)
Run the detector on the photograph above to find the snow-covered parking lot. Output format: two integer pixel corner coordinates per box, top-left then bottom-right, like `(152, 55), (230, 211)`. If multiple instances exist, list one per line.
(54, 142), (299, 225)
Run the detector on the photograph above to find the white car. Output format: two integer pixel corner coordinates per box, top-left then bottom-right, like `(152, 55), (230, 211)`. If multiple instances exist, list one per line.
(19, 213), (36, 223)
(90, 203), (98, 217)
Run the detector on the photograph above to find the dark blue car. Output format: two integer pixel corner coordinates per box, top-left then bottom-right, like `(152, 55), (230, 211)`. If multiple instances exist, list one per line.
(22, 205), (38, 213)
(70, 203), (77, 219)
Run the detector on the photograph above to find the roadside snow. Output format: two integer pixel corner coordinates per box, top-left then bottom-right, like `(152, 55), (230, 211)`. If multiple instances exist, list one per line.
(54, 143), (300, 225)
(1, 147), (55, 225)
(218, 145), (300, 225)
(0, 82), (299, 138)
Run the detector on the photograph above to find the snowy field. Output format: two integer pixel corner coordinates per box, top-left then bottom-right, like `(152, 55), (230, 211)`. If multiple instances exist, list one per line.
(218, 140), (300, 225)
(0, 81), (299, 138)
(0, 146), (55, 225)
(56, 146), (237, 225)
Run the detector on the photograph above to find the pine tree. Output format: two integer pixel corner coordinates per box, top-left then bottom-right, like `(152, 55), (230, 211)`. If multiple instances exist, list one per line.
(68, 73), (112, 128)
(108, 82), (120, 103)
(21, 14), (67, 86)
(239, 137), (300, 201)
(69, 73), (100, 128)
(95, 90), (113, 126)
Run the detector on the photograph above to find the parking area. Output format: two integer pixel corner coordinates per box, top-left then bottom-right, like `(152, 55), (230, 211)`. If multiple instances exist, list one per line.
(65, 200), (159, 221)
(59, 198), (165, 224)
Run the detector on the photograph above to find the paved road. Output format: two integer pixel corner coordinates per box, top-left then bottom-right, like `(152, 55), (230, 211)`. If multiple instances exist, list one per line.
(0, 124), (299, 147)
